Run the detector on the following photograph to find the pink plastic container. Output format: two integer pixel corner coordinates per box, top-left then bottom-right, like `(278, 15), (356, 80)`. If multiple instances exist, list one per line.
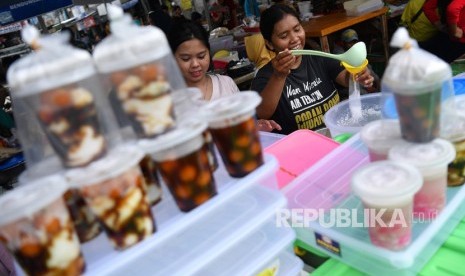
(264, 130), (339, 189)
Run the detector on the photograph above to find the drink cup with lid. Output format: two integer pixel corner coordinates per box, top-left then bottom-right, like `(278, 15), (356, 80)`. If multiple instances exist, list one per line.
(441, 112), (465, 186)
(7, 26), (120, 170)
(20, 170), (103, 244)
(172, 87), (218, 171)
(360, 119), (402, 161)
(139, 119), (217, 212)
(93, 4), (186, 139)
(0, 174), (85, 275)
(66, 145), (155, 250)
(202, 91), (264, 177)
(382, 28), (453, 143)
(352, 160), (423, 251)
(388, 139), (456, 219)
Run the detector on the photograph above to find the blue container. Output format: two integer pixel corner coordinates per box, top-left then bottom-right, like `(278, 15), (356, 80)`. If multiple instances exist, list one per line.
(383, 78), (465, 119)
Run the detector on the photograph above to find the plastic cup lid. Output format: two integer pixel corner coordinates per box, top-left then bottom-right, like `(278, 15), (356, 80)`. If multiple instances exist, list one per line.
(8, 48), (96, 96)
(138, 119), (207, 160)
(66, 144), (144, 187)
(0, 174), (68, 226)
(93, 26), (170, 73)
(388, 139), (456, 175)
(203, 91), (261, 128)
(352, 160), (422, 203)
(442, 114), (465, 142)
(360, 119), (402, 153)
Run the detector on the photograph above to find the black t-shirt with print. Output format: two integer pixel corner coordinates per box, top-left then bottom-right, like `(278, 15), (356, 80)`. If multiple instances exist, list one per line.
(251, 55), (344, 135)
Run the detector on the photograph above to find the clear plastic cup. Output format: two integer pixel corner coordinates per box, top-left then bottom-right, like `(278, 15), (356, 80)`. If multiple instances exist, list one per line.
(441, 114), (465, 186)
(8, 42), (121, 169)
(393, 86), (442, 143)
(67, 145), (155, 250)
(103, 63), (177, 138)
(139, 120), (217, 212)
(173, 88), (219, 171)
(63, 188), (102, 243)
(21, 169), (102, 245)
(388, 139), (456, 219)
(352, 160), (422, 251)
(360, 119), (402, 161)
(202, 91), (263, 177)
(139, 154), (163, 205)
(93, 7), (186, 139)
(0, 175), (85, 275)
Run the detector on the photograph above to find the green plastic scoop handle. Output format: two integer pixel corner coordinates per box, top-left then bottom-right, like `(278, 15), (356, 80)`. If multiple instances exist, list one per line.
(290, 41), (367, 67)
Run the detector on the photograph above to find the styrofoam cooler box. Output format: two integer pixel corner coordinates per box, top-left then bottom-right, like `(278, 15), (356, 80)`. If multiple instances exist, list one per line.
(193, 220), (302, 275)
(344, 0), (384, 16)
(281, 134), (465, 275)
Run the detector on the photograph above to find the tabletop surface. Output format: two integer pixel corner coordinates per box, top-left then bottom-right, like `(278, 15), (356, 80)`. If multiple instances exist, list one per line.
(302, 6), (389, 37)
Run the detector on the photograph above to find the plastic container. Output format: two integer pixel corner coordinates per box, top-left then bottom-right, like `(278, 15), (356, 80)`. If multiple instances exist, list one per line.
(344, 0), (384, 16)
(439, 113), (465, 186)
(76, 155), (284, 275)
(360, 119), (402, 161)
(352, 160), (423, 251)
(0, 174), (85, 276)
(324, 93), (383, 138)
(282, 133), (465, 275)
(191, 220), (299, 276)
(203, 92), (263, 178)
(7, 27), (120, 174)
(264, 129), (339, 189)
(388, 139), (456, 219)
(67, 145), (155, 250)
(139, 120), (217, 212)
(93, 5), (185, 139)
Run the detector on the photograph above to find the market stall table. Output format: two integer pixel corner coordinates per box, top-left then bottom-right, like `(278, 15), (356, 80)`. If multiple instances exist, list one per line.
(301, 7), (389, 62)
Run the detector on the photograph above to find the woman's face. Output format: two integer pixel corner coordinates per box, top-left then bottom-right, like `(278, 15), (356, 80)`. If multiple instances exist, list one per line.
(174, 38), (210, 85)
(267, 14), (305, 53)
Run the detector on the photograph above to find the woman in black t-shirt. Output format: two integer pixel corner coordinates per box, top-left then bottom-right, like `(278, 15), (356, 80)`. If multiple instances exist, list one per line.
(251, 4), (378, 135)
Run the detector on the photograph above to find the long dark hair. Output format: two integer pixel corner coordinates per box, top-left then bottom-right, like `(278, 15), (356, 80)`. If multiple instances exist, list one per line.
(260, 4), (300, 42)
(167, 20), (210, 53)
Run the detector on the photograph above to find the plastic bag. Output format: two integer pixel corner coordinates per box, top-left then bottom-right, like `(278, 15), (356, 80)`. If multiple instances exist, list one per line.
(381, 27), (454, 142)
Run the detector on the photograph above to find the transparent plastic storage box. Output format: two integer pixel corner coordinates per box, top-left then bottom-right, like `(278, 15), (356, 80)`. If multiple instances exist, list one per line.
(282, 134), (465, 276)
(16, 154), (302, 275)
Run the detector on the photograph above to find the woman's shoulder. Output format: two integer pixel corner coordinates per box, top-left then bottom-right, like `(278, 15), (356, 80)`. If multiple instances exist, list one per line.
(210, 74), (240, 94)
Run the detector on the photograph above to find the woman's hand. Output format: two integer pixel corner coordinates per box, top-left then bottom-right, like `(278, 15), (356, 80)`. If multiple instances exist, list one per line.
(271, 49), (296, 78)
(257, 119), (282, 132)
(355, 67), (377, 91)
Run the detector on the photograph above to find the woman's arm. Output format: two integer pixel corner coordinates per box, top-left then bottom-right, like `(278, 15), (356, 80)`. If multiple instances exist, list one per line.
(255, 50), (296, 119)
(447, 0), (465, 39)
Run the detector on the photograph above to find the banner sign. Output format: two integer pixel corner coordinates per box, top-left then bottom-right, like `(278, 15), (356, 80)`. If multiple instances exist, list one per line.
(0, 0), (73, 25)
(0, 21), (23, 35)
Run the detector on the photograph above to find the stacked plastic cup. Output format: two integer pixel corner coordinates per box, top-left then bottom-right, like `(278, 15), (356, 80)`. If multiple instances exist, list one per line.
(66, 145), (156, 250)
(360, 119), (402, 162)
(352, 160), (422, 251)
(0, 175), (85, 275)
(202, 91), (264, 178)
(139, 119), (217, 212)
(388, 139), (455, 219)
(173, 87), (219, 172)
(93, 4), (186, 139)
(7, 26), (121, 177)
